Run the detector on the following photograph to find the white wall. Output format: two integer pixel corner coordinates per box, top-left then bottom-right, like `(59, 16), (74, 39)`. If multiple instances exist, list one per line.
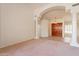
(0, 5), (1, 46)
(77, 14), (79, 43)
(40, 19), (49, 37)
(64, 13), (72, 43)
(0, 4), (35, 48)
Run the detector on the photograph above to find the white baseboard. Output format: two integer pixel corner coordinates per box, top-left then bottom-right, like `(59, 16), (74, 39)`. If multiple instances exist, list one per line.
(0, 38), (33, 48)
(64, 37), (71, 43)
(70, 43), (79, 47)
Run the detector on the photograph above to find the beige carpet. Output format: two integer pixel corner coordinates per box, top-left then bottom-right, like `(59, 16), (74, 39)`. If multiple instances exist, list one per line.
(0, 37), (79, 56)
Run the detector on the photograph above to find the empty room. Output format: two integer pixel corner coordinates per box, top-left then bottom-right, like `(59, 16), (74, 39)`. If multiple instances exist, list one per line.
(0, 3), (79, 56)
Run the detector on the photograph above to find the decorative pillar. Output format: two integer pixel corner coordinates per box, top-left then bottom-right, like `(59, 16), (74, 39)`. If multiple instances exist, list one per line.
(35, 16), (40, 39)
(70, 9), (79, 47)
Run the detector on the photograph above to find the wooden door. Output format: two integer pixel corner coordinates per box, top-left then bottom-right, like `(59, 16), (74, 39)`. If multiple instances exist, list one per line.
(51, 23), (62, 37)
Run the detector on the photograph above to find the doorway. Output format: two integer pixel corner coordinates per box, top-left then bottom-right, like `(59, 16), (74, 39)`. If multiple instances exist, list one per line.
(51, 23), (63, 37)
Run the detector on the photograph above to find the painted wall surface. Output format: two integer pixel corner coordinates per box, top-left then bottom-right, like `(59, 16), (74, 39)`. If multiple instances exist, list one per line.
(40, 19), (49, 37)
(64, 13), (72, 43)
(77, 14), (79, 43)
(49, 18), (63, 22)
(0, 4), (36, 48)
(0, 5), (1, 47)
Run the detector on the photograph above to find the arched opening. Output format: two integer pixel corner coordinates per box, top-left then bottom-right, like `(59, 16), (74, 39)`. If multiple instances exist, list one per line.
(36, 6), (71, 41)
(34, 4), (79, 47)
(35, 5), (73, 42)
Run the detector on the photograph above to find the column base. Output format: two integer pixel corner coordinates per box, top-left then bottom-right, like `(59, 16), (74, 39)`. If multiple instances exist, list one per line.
(70, 43), (79, 47)
(34, 36), (39, 39)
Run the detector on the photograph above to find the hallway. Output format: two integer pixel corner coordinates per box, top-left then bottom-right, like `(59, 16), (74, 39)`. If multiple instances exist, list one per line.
(0, 38), (79, 56)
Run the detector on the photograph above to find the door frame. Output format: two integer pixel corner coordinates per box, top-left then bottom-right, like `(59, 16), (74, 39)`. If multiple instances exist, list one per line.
(48, 22), (64, 38)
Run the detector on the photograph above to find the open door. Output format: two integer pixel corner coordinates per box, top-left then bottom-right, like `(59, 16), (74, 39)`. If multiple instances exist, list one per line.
(51, 23), (62, 37)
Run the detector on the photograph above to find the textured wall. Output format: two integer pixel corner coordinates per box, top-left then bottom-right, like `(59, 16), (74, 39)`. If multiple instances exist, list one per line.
(40, 19), (49, 37)
(0, 4), (35, 48)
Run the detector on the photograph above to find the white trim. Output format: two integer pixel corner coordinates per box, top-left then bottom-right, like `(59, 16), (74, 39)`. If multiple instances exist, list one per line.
(64, 37), (71, 43)
(70, 8), (79, 47)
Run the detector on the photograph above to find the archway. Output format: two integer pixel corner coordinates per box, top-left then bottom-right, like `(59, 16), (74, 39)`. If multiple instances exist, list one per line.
(39, 6), (65, 40)
(34, 4), (79, 47)
(34, 6), (66, 41)
(34, 4), (72, 39)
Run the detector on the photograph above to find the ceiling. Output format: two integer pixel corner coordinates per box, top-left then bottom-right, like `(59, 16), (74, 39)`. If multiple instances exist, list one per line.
(41, 6), (66, 19)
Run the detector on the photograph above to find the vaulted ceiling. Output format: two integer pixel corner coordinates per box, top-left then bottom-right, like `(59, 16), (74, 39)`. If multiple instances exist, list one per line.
(41, 6), (66, 19)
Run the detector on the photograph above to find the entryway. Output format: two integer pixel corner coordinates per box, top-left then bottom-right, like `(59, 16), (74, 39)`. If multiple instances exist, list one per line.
(51, 23), (62, 37)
